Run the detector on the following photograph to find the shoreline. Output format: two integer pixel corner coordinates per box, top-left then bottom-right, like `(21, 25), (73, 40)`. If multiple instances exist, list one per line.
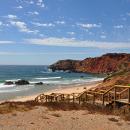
(1, 81), (101, 103)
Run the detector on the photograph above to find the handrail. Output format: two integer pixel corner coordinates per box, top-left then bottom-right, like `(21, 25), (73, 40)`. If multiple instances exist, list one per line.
(87, 90), (104, 95)
(115, 85), (130, 88)
(119, 88), (128, 95)
(103, 86), (115, 96)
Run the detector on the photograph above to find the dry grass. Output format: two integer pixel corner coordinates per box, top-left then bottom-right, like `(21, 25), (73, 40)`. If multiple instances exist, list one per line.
(51, 113), (62, 117)
(0, 101), (130, 121)
(0, 100), (38, 114)
(108, 118), (119, 122)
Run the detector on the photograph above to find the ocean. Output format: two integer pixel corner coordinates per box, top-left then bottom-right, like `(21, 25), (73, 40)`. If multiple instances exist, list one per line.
(0, 65), (104, 101)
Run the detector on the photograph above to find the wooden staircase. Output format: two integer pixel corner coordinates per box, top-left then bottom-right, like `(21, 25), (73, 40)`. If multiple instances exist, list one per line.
(35, 85), (130, 109)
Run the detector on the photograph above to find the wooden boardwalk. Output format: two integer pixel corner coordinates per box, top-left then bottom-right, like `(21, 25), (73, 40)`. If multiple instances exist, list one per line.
(35, 85), (130, 109)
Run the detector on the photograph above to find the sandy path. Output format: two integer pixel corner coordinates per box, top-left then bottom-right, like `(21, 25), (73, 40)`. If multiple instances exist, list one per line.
(0, 106), (129, 130)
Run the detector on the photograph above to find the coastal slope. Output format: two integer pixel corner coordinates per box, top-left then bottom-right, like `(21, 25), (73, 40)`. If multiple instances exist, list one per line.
(50, 53), (130, 74)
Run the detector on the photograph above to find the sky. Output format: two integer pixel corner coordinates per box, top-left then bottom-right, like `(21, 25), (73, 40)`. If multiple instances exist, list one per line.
(0, 0), (130, 65)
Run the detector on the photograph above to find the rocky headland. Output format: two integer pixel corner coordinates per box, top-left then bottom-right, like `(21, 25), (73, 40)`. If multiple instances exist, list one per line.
(50, 53), (130, 74)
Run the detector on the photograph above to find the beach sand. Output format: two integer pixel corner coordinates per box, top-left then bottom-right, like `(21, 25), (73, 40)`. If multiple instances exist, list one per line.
(7, 81), (100, 102)
(0, 105), (130, 130)
(0, 81), (130, 130)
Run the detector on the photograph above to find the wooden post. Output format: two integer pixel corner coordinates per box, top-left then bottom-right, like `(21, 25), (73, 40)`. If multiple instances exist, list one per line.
(68, 94), (70, 103)
(114, 87), (117, 110)
(128, 88), (130, 112)
(72, 93), (74, 103)
(79, 97), (81, 104)
(128, 88), (130, 103)
(102, 94), (104, 106)
(93, 93), (95, 104)
(86, 92), (88, 102)
(45, 95), (47, 102)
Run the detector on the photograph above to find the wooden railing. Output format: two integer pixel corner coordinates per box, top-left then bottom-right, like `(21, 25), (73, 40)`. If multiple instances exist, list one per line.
(35, 85), (130, 107)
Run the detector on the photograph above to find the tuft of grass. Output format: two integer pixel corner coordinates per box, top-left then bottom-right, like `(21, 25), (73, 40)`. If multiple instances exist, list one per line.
(108, 118), (119, 122)
(51, 113), (61, 117)
(0, 100), (39, 114)
(122, 113), (130, 121)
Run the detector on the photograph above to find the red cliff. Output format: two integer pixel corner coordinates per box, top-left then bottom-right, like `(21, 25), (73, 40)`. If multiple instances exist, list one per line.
(50, 53), (130, 74)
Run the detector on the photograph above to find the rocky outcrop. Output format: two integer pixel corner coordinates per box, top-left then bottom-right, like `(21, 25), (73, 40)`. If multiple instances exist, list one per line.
(50, 59), (80, 72)
(4, 81), (14, 85)
(50, 53), (130, 74)
(35, 82), (43, 85)
(15, 80), (29, 85)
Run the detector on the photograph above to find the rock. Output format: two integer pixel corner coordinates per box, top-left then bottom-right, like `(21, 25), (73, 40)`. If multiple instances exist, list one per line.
(35, 82), (43, 85)
(49, 53), (130, 74)
(49, 59), (80, 72)
(80, 76), (84, 78)
(4, 81), (14, 85)
(15, 80), (29, 85)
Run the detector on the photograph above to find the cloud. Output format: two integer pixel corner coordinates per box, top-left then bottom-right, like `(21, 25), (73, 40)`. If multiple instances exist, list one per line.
(6, 14), (38, 34)
(127, 13), (130, 16)
(0, 51), (89, 56)
(7, 15), (17, 19)
(55, 21), (65, 24)
(16, 5), (23, 9)
(100, 35), (106, 39)
(10, 21), (38, 34)
(77, 23), (101, 29)
(0, 41), (14, 44)
(32, 22), (55, 27)
(25, 37), (130, 49)
(0, 21), (3, 26)
(37, 0), (45, 8)
(27, 11), (39, 15)
(114, 25), (123, 29)
(67, 32), (75, 35)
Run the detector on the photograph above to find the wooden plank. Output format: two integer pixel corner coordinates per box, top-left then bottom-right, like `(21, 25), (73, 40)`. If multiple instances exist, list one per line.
(128, 88), (130, 103)
(115, 85), (130, 88)
(114, 87), (116, 110)
(116, 99), (130, 105)
(102, 94), (104, 105)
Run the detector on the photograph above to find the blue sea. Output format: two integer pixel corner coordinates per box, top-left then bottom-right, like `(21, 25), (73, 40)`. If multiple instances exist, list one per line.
(0, 65), (104, 101)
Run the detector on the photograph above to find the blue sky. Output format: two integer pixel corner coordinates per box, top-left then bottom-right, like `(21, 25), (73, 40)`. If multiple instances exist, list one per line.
(0, 0), (130, 65)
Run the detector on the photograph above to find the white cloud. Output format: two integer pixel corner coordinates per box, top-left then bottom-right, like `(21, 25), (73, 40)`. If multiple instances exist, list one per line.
(55, 21), (65, 24)
(28, 11), (39, 15)
(0, 41), (14, 44)
(32, 22), (55, 27)
(25, 37), (130, 49)
(16, 5), (23, 9)
(7, 15), (17, 19)
(6, 14), (38, 34)
(29, 0), (34, 4)
(37, 0), (45, 8)
(100, 35), (106, 39)
(67, 32), (75, 35)
(0, 21), (3, 26)
(10, 21), (38, 34)
(77, 23), (101, 29)
(0, 51), (89, 56)
(114, 25), (123, 29)
(127, 13), (130, 16)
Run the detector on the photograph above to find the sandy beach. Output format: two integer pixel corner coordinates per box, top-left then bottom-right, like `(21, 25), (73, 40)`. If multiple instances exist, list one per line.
(0, 81), (130, 130)
(7, 81), (100, 102)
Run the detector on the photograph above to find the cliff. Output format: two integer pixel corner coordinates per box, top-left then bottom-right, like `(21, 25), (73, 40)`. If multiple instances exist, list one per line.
(50, 53), (130, 74)
(95, 70), (130, 90)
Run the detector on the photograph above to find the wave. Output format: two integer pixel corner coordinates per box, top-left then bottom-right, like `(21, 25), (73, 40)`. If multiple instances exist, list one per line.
(0, 83), (16, 88)
(34, 77), (62, 80)
(41, 71), (52, 74)
(5, 79), (21, 82)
